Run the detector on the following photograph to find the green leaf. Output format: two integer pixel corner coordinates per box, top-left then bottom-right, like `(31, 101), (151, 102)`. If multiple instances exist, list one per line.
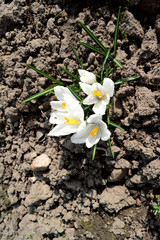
(108, 67), (114, 76)
(109, 121), (125, 131)
(92, 144), (97, 160)
(26, 64), (64, 86)
(106, 100), (110, 125)
(69, 86), (81, 93)
(22, 84), (58, 103)
(78, 21), (108, 53)
(104, 67), (114, 78)
(79, 41), (106, 55)
(78, 41), (123, 68)
(54, 11), (63, 20)
(83, 105), (94, 114)
(109, 55), (123, 69)
(59, 66), (80, 82)
(70, 44), (84, 69)
(67, 86), (82, 102)
(101, 49), (111, 83)
(114, 6), (121, 57)
(108, 139), (115, 159)
(115, 75), (140, 85)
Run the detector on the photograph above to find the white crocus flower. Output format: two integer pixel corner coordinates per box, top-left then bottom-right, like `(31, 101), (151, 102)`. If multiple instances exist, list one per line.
(78, 69), (96, 84)
(71, 114), (111, 148)
(50, 86), (77, 112)
(48, 96), (84, 137)
(80, 78), (114, 115)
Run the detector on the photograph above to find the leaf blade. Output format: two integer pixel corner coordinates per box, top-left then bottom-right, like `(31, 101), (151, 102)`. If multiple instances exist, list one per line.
(108, 139), (114, 159)
(26, 64), (64, 86)
(22, 84), (58, 103)
(59, 66), (80, 82)
(101, 49), (111, 83)
(92, 144), (97, 160)
(70, 44), (84, 69)
(78, 21), (108, 53)
(114, 6), (121, 57)
(109, 121), (125, 131)
(78, 41), (123, 68)
(67, 86), (82, 102)
(115, 75), (140, 85)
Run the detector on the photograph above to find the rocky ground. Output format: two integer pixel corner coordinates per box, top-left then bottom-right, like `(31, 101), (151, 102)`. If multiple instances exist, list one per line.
(0, 0), (160, 239)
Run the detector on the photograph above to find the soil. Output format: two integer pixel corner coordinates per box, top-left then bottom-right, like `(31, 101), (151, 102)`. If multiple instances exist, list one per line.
(0, 0), (160, 240)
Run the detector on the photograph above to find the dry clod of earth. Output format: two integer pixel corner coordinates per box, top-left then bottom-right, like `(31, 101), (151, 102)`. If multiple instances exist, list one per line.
(31, 153), (51, 171)
(0, 0), (160, 240)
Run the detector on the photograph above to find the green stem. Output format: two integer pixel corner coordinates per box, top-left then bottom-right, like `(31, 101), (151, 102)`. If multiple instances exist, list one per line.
(108, 139), (114, 159)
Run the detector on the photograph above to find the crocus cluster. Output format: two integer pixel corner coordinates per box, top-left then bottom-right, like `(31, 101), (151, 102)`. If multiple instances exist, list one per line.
(48, 70), (114, 148)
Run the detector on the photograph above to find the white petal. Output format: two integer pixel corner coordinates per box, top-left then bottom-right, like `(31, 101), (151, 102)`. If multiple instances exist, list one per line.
(87, 114), (102, 124)
(101, 128), (111, 141)
(63, 93), (78, 104)
(65, 100), (84, 121)
(93, 100), (107, 115)
(71, 122), (96, 145)
(48, 124), (67, 136)
(50, 101), (67, 112)
(86, 129), (101, 148)
(78, 69), (87, 77)
(99, 120), (111, 141)
(83, 95), (97, 105)
(71, 134), (86, 144)
(103, 94), (110, 105)
(48, 123), (79, 136)
(54, 86), (76, 101)
(49, 112), (65, 124)
(78, 69), (96, 84)
(103, 78), (114, 97)
(79, 82), (92, 95)
(71, 122), (88, 144)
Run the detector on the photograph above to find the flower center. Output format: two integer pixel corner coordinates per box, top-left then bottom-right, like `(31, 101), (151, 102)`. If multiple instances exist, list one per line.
(90, 127), (98, 137)
(93, 90), (102, 98)
(64, 117), (79, 125)
(61, 102), (66, 109)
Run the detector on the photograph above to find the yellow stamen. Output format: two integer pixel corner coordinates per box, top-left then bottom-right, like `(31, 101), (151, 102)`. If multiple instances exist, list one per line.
(64, 117), (79, 125)
(93, 90), (102, 98)
(61, 102), (66, 109)
(90, 127), (98, 137)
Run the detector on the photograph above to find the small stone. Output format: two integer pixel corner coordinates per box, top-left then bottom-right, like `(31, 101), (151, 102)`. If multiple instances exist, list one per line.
(88, 52), (95, 65)
(110, 217), (125, 235)
(31, 153), (51, 171)
(36, 129), (45, 140)
(21, 142), (30, 153)
(108, 169), (128, 182)
(136, 198), (141, 206)
(92, 202), (99, 210)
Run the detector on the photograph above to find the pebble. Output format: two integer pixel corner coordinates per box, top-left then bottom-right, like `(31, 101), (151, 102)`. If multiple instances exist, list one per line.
(31, 153), (51, 171)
